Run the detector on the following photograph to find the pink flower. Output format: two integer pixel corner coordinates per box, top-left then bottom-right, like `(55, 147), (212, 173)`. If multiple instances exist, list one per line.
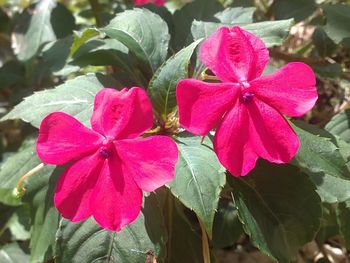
(36, 87), (178, 231)
(134, 0), (165, 6)
(176, 26), (318, 176)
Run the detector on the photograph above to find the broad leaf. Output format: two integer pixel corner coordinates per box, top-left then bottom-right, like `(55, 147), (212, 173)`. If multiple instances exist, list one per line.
(101, 8), (170, 73)
(165, 196), (203, 263)
(148, 39), (201, 119)
(212, 198), (243, 249)
(1, 74), (120, 128)
(0, 243), (29, 263)
(336, 201), (350, 248)
(292, 122), (350, 180)
(55, 193), (167, 263)
(230, 162), (322, 263)
(325, 109), (350, 143)
(70, 28), (100, 57)
(323, 4), (350, 44)
(191, 19), (294, 48)
(271, 0), (316, 22)
(22, 163), (58, 263)
(13, 0), (57, 61)
(172, 0), (223, 50)
(0, 138), (46, 206)
(214, 7), (255, 24)
(168, 135), (226, 238)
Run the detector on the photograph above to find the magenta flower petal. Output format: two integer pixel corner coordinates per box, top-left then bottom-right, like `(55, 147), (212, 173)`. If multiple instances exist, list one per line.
(248, 99), (300, 164)
(54, 152), (102, 222)
(116, 136), (178, 192)
(176, 79), (239, 136)
(199, 26), (269, 82)
(91, 88), (153, 139)
(214, 100), (259, 176)
(37, 112), (103, 165)
(251, 62), (318, 117)
(91, 156), (142, 231)
(134, 0), (165, 5)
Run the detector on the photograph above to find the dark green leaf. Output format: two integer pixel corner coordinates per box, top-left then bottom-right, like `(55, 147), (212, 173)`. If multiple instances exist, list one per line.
(50, 3), (76, 39)
(313, 63), (342, 79)
(172, 0), (223, 50)
(55, 193), (167, 263)
(272, 0), (316, 22)
(168, 135), (226, 238)
(22, 166), (58, 263)
(165, 195), (203, 263)
(212, 198), (243, 248)
(230, 162), (322, 263)
(312, 27), (336, 57)
(148, 39), (201, 119)
(323, 4), (350, 44)
(1, 74), (120, 128)
(101, 8), (170, 73)
(336, 201), (350, 248)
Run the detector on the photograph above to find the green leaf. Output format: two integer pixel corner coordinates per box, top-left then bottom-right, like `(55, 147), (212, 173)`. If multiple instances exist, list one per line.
(50, 3), (76, 39)
(230, 162), (322, 263)
(313, 63), (342, 79)
(22, 167), (60, 263)
(271, 0), (316, 22)
(312, 27), (336, 57)
(214, 7), (255, 24)
(292, 121), (350, 180)
(323, 4), (350, 44)
(191, 19), (294, 48)
(101, 8), (170, 73)
(70, 28), (100, 57)
(1, 73), (120, 128)
(326, 109), (350, 143)
(165, 196), (203, 263)
(0, 243), (29, 263)
(14, 0), (57, 61)
(0, 138), (44, 206)
(168, 135), (226, 238)
(172, 0), (223, 50)
(212, 198), (243, 248)
(148, 39), (201, 119)
(55, 193), (167, 263)
(42, 36), (74, 74)
(336, 201), (350, 248)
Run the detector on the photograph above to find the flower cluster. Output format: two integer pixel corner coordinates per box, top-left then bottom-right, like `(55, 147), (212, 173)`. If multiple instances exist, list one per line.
(36, 26), (317, 231)
(134, 0), (165, 6)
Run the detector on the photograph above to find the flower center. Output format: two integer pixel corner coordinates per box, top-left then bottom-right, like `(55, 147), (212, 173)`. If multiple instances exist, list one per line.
(99, 137), (114, 159)
(241, 91), (254, 103)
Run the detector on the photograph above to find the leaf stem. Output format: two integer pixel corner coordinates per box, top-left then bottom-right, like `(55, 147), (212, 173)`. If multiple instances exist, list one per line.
(199, 219), (211, 263)
(16, 163), (46, 196)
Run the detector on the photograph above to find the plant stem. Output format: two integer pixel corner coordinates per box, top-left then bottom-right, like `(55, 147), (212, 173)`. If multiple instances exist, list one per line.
(88, 0), (102, 27)
(199, 219), (211, 263)
(16, 163), (46, 195)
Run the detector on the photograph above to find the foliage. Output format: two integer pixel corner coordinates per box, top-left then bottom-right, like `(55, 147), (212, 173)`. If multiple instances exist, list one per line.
(0, 0), (350, 262)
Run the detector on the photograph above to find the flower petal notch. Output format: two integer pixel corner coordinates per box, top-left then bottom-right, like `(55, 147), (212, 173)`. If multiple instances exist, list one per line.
(37, 87), (178, 231)
(176, 26), (318, 176)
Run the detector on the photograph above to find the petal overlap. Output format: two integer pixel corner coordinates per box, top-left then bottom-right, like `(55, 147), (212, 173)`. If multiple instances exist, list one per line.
(91, 88), (153, 139)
